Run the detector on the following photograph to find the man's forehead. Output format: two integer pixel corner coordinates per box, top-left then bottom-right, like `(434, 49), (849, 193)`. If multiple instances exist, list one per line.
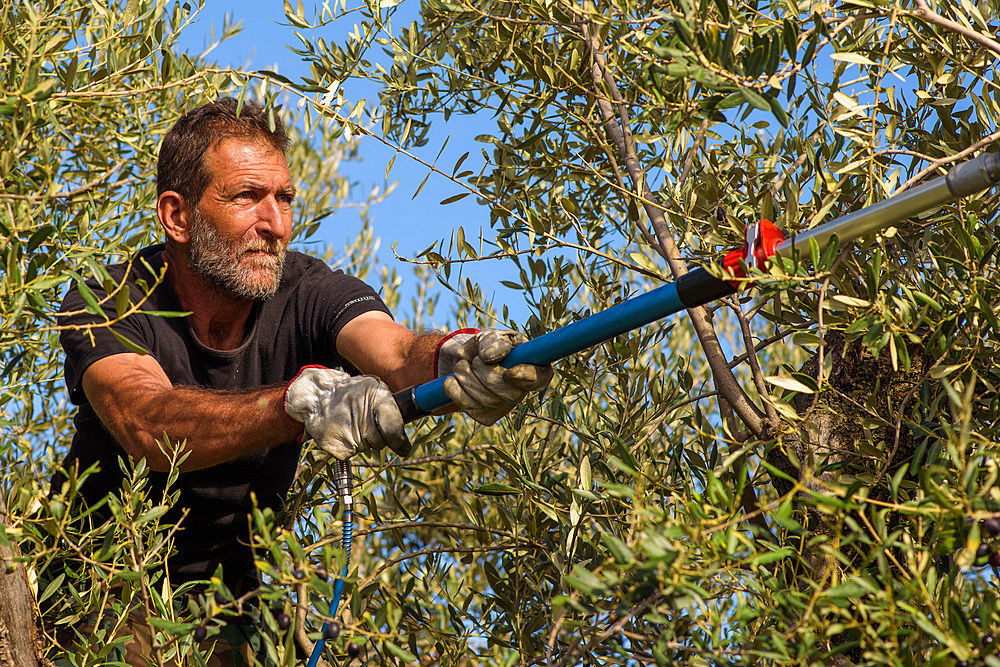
(204, 137), (291, 183)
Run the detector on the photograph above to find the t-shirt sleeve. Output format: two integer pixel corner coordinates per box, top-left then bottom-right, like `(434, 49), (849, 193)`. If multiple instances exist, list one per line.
(58, 278), (152, 405)
(326, 279), (393, 340)
(297, 265), (393, 367)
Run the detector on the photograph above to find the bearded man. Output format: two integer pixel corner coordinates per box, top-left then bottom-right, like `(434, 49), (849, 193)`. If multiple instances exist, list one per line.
(50, 97), (551, 664)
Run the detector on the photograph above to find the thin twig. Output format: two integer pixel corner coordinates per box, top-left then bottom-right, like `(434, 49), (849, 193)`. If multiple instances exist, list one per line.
(678, 117), (710, 190)
(896, 130), (1000, 192)
(908, 0), (1000, 57)
(0, 159), (128, 202)
(550, 594), (662, 667)
(581, 20), (765, 436)
(731, 299), (779, 423)
(358, 544), (520, 588)
(727, 327), (802, 369)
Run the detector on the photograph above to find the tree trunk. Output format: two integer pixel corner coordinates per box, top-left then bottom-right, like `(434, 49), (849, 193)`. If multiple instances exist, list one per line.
(0, 491), (41, 667)
(775, 331), (927, 500)
(766, 331), (931, 663)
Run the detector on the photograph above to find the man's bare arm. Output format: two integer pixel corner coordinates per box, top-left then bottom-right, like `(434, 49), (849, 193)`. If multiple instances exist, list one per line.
(82, 353), (302, 473)
(335, 311), (442, 391)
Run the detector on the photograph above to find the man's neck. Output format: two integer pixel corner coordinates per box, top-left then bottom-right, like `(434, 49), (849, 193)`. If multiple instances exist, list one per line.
(162, 245), (254, 351)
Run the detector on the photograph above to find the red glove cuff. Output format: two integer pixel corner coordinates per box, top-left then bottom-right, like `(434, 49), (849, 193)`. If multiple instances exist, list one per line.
(283, 364), (329, 442)
(433, 329), (480, 377)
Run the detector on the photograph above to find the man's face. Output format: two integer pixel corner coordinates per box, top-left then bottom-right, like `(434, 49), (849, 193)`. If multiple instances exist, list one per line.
(186, 138), (295, 300)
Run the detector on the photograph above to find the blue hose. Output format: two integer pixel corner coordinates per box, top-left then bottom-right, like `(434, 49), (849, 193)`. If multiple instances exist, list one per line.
(307, 461), (354, 667)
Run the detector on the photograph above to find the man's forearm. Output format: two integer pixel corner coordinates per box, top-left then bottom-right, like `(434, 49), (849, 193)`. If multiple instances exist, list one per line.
(389, 332), (443, 389)
(111, 384), (301, 473)
(336, 313), (443, 392)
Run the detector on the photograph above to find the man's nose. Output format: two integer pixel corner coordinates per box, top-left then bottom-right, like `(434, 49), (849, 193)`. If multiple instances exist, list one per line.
(256, 195), (290, 239)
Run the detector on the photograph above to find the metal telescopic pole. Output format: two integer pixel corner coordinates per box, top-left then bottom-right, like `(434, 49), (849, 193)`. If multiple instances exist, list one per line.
(392, 153), (1000, 423)
(775, 154), (1000, 255)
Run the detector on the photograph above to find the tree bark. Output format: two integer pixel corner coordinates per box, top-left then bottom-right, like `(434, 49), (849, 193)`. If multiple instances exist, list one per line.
(772, 331), (928, 500)
(581, 20), (766, 437)
(0, 491), (41, 667)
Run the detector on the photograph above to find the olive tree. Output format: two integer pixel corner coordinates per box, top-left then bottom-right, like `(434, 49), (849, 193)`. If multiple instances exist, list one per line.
(271, 0), (1000, 664)
(5, 0), (1000, 665)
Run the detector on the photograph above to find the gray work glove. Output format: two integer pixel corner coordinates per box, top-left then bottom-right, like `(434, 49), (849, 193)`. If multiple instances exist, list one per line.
(284, 366), (410, 460)
(435, 329), (553, 426)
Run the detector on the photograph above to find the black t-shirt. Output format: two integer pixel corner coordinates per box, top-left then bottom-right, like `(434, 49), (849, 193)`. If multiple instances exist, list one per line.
(56, 244), (391, 588)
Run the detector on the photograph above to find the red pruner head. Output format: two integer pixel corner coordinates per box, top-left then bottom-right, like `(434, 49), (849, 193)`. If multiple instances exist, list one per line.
(721, 219), (785, 289)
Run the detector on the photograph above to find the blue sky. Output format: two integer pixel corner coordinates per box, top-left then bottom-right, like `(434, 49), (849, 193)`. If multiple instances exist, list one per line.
(176, 2), (520, 326)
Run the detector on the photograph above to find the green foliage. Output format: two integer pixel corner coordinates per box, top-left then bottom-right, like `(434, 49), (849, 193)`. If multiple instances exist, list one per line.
(276, 0), (1000, 664)
(4, 0), (1000, 665)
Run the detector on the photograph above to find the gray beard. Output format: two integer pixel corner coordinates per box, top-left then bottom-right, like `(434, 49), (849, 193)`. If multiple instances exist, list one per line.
(187, 209), (287, 301)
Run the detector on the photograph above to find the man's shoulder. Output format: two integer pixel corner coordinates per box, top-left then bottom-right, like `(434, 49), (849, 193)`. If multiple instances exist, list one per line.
(87, 244), (166, 287)
(280, 250), (356, 287)
(275, 251), (387, 315)
(61, 245), (167, 305)
(283, 249), (331, 273)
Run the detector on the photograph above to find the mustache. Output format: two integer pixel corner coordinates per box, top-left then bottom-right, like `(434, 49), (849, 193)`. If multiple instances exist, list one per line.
(238, 239), (284, 258)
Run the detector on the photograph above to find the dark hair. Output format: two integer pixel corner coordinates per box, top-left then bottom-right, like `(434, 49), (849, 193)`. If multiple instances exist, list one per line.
(156, 97), (289, 206)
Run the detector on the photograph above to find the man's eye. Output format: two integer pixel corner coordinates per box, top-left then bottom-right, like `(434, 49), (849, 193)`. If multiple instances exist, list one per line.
(236, 191), (255, 201)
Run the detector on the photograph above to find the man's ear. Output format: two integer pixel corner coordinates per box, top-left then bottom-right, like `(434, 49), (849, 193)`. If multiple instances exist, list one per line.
(157, 191), (191, 244)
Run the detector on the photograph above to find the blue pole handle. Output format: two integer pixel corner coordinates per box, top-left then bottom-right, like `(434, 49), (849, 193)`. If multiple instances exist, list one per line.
(393, 265), (731, 423)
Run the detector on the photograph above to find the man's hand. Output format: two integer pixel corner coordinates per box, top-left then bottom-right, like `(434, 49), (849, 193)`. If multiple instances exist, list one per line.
(435, 329), (553, 425)
(284, 366), (410, 460)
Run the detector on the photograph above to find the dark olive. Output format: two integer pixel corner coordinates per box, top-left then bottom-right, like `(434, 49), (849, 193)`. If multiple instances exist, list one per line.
(277, 613), (291, 630)
(315, 566), (328, 581)
(292, 567), (305, 580)
(983, 518), (1000, 536)
(989, 551), (1000, 568)
(324, 621), (341, 640)
(347, 642), (361, 658)
(978, 543), (992, 559)
(193, 625), (208, 642)
(214, 590), (227, 605)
